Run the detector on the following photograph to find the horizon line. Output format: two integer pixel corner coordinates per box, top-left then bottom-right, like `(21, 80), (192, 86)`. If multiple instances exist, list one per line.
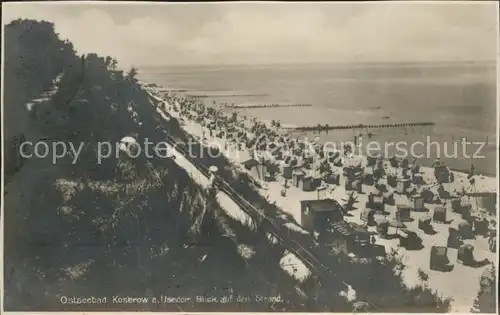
(135, 59), (497, 68)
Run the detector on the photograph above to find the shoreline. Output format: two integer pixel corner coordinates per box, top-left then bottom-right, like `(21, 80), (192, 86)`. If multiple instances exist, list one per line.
(142, 82), (496, 179)
(142, 81), (497, 312)
(228, 112), (496, 177)
(142, 81), (496, 202)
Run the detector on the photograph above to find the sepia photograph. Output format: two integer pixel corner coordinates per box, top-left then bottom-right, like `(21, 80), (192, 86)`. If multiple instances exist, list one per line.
(2, 1), (498, 313)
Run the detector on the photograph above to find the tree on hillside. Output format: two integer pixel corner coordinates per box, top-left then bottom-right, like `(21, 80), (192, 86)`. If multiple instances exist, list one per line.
(114, 70), (124, 81)
(126, 67), (139, 83)
(104, 56), (113, 69)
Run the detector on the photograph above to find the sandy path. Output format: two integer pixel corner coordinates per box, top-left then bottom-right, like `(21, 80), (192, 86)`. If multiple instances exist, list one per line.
(164, 140), (311, 282)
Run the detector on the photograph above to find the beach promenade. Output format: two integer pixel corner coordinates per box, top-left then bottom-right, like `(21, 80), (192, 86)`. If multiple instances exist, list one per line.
(151, 93), (334, 282)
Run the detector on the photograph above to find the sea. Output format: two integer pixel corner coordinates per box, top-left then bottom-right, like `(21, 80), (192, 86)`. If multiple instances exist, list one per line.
(137, 62), (497, 176)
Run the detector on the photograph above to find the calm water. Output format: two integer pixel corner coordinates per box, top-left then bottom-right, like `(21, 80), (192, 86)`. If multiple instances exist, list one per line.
(138, 62), (497, 175)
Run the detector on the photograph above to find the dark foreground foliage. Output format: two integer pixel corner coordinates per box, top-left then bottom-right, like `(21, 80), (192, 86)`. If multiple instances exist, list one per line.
(4, 19), (302, 312)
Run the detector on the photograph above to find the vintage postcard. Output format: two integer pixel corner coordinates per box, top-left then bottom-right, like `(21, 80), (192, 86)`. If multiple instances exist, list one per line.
(2, 1), (498, 313)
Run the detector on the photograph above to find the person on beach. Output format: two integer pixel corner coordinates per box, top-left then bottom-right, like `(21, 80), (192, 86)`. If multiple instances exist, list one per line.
(467, 164), (475, 179)
(281, 188), (287, 197)
(432, 158), (441, 167)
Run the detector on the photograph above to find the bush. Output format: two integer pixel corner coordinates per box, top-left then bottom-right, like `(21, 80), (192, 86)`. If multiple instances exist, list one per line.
(471, 265), (496, 313)
(418, 268), (429, 282)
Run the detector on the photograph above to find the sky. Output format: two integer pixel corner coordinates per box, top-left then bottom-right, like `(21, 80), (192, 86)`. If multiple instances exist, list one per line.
(2, 1), (498, 67)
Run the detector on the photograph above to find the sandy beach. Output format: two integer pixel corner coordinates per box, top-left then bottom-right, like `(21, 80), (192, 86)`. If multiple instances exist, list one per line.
(4, 3), (497, 313)
(143, 82), (497, 312)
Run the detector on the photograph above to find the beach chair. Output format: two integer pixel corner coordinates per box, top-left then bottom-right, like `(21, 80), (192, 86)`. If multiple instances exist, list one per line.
(362, 166), (374, 182)
(343, 166), (354, 179)
(282, 164), (293, 179)
(430, 246), (453, 271)
(434, 164), (451, 183)
(411, 194), (425, 211)
(457, 244), (474, 266)
(488, 236), (496, 253)
(412, 164), (421, 174)
(333, 156), (343, 167)
(418, 215), (431, 229)
(387, 175), (398, 188)
(367, 194), (385, 213)
(460, 199), (472, 215)
(345, 179), (355, 191)
(422, 189), (435, 204)
(447, 227), (462, 248)
(458, 221), (473, 239)
(396, 178), (411, 194)
(396, 205), (411, 222)
(412, 173), (423, 185)
(389, 156), (400, 168)
(432, 206), (447, 223)
(324, 173), (340, 185)
(401, 158), (409, 169)
(399, 229), (422, 249)
(367, 156), (377, 167)
(376, 219), (389, 238)
(292, 170), (304, 187)
(473, 217), (489, 236)
(451, 198), (462, 213)
(354, 180), (363, 193)
(360, 209), (375, 226)
(383, 191), (395, 205)
(373, 166), (385, 179)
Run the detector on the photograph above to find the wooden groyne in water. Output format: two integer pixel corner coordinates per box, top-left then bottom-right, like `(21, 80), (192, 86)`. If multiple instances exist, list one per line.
(291, 122), (435, 131)
(229, 103), (312, 109)
(192, 93), (270, 98)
